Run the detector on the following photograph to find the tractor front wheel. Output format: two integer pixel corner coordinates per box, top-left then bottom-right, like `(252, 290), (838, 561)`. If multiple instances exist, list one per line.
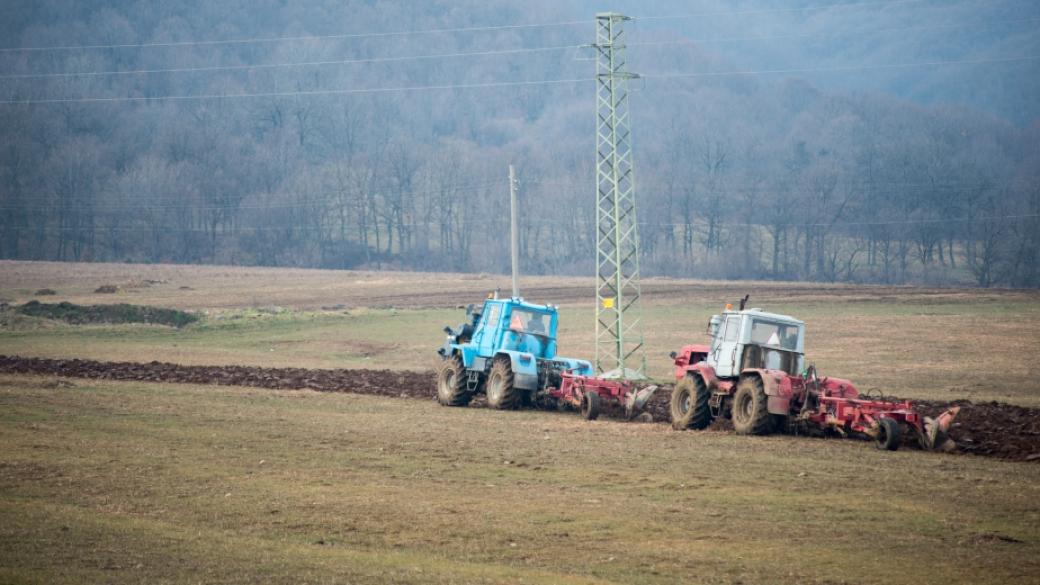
(732, 375), (773, 435)
(875, 417), (902, 451)
(436, 355), (472, 407)
(580, 391), (601, 420)
(486, 357), (522, 410)
(670, 374), (713, 430)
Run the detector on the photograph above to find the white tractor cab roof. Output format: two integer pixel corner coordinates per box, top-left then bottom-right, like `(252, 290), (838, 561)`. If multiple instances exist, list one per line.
(713, 307), (806, 354)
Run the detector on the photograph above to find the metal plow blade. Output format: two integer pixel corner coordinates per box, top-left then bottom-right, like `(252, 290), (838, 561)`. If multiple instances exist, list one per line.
(624, 385), (659, 421)
(921, 406), (961, 451)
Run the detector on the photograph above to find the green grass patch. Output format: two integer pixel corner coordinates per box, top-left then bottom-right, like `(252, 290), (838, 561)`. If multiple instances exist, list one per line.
(15, 301), (199, 328)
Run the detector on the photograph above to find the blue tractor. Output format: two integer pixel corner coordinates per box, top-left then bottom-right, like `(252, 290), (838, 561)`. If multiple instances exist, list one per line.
(436, 295), (594, 409)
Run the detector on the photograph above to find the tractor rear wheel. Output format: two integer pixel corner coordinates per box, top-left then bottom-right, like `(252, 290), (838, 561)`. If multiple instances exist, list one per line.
(580, 391), (601, 420)
(485, 357), (522, 410)
(875, 417), (902, 451)
(436, 355), (472, 407)
(670, 374), (713, 430)
(732, 375), (773, 435)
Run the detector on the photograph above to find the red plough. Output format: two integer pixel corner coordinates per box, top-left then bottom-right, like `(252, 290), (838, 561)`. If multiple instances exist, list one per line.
(790, 367), (960, 450)
(550, 372), (658, 421)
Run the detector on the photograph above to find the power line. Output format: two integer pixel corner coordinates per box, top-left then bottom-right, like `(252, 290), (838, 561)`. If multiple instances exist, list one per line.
(631, 0), (925, 23)
(0, 76), (590, 105)
(0, 180), (1018, 212)
(641, 54), (1040, 83)
(3, 213), (1036, 233)
(629, 15), (1040, 52)
(0, 0), (924, 54)
(0, 19), (589, 53)
(0, 42), (586, 80)
(7, 14), (1036, 82)
(0, 180), (506, 212)
(0, 220), (510, 233)
(3, 52), (1036, 106)
(657, 210), (1040, 226)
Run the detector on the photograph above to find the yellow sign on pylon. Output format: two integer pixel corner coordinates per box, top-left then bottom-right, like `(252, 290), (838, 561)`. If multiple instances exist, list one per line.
(602, 297), (615, 309)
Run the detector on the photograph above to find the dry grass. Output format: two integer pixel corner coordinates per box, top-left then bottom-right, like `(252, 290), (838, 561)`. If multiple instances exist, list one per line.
(2, 260), (1039, 405)
(2, 259), (1036, 310)
(1, 375), (1038, 585)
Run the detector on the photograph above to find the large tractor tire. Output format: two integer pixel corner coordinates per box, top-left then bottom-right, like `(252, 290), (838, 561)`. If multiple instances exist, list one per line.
(670, 374), (713, 430)
(436, 355), (472, 407)
(732, 375), (773, 435)
(485, 357), (522, 410)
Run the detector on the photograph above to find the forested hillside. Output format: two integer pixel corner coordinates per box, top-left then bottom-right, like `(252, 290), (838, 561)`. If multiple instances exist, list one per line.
(1, 0), (1037, 287)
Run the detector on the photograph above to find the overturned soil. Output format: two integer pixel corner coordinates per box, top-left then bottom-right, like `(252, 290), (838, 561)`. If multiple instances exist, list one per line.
(916, 400), (1040, 462)
(1, 355), (1037, 463)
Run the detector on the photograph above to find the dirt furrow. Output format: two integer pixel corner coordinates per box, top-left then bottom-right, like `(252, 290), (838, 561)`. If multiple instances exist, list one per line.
(1, 355), (1037, 462)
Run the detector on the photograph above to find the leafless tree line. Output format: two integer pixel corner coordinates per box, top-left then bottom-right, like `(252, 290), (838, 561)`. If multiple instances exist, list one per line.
(1, 1), (1037, 287)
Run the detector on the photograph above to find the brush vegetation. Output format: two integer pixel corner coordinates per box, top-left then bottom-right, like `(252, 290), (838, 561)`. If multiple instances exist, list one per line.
(15, 300), (199, 328)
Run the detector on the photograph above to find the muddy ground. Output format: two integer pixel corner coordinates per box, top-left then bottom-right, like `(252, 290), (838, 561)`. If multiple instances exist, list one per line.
(1, 354), (1037, 463)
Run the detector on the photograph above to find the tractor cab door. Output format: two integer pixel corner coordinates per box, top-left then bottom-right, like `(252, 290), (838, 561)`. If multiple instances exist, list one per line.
(712, 314), (743, 377)
(472, 302), (503, 357)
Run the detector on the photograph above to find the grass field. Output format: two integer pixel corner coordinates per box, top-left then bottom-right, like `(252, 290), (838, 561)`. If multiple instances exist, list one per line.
(1, 376), (1038, 585)
(1, 261), (1040, 584)
(2, 261), (1039, 405)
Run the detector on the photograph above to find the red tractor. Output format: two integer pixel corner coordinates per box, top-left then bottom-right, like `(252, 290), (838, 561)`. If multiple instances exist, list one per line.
(669, 299), (958, 451)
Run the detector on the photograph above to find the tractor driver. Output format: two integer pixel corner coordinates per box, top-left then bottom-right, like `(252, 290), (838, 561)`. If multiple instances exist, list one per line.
(527, 314), (546, 335)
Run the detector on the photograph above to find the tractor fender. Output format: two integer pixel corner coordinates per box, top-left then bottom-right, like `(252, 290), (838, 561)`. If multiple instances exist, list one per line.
(686, 363), (719, 390)
(454, 345), (479, 369)
(741, 368), (794, 416)
(496, 350), (539, 391)
(672, 344), (711, 380)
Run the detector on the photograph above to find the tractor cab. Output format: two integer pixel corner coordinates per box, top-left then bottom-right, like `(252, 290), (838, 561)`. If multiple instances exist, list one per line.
(707, 308), (805, 377)
(470, 298), (559, 361)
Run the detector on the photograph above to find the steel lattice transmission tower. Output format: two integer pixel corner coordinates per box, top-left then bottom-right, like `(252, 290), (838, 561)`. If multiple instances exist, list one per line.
(593, 12), (646, 379)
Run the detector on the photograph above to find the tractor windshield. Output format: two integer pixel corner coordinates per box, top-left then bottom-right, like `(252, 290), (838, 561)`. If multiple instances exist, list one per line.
(508, 308), (552, 338)
(750, 320), (800, 351)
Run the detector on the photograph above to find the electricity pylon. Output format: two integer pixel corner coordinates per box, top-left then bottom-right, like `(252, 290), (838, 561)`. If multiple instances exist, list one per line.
(593, 12), (646, 379)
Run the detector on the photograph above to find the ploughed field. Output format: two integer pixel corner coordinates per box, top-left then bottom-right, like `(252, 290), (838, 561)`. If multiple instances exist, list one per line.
(1, 261), (1040, 584)
(1, 355), (1038, 463)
